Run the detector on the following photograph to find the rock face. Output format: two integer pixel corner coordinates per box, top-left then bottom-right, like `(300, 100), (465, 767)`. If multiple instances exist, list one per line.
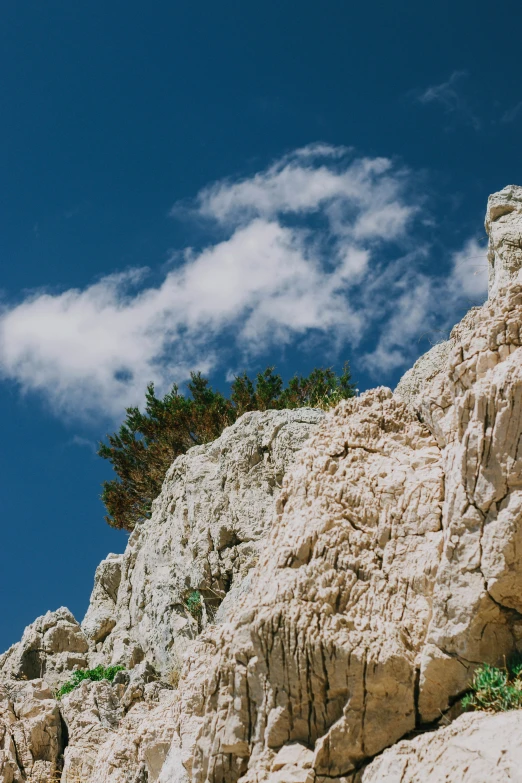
(81, 554), (123, 645)
(84, 408), (324, 676)
(360, 710), (522, 783)
(0, 679), (63, 782)
(167, 286), (522, 778)
(0, 608), (89, 690)
(4, 187), (522, 783)
(172, 388), (445, 782)
(486, 185), (522, 298)
(396, 183), (522, 412)
(59, 662), (176, 783)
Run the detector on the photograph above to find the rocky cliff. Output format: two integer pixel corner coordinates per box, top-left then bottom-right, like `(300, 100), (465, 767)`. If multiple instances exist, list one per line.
(2, 186), (522, 783)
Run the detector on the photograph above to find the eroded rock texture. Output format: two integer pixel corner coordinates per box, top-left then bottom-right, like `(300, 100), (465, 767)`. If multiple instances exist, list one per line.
(172, 389), (445, 782)
(0, 680), (63, 783)
(0, 609), (89, 690)
(60, 662), (176, 783)
(169, 281), (522, 781)
(486, 185), (522, 298)
(359, 710), (522, 783)
(84, 408), (324, 676)
(3, 187), (522, 783)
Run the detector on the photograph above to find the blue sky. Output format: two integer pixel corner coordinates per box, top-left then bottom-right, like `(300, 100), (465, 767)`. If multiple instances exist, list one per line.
(1, 0), (521, 652)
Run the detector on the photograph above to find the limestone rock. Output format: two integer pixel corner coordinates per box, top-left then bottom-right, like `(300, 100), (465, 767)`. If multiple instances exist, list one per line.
(0, 679), (63, 782)
(60, 678), (124, 783)
(88, 688), (178, 783)
(360, 710), (522, 783)
(86, 408), (324, 675)
(60, 666), (176, 783)
(0, 608), (88, 689)
(394, 338), (454, 416)
(486, 185), (522, 298)
(173, 387), (445, 782)
(168, 282), (522, 781)
(81, 553), (123, 644)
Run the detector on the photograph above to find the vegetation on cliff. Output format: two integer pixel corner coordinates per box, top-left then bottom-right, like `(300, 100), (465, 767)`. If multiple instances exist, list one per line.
(463, 662), (522, 713)
(99, 364), (355, 530)
(56, 665), (124, 698)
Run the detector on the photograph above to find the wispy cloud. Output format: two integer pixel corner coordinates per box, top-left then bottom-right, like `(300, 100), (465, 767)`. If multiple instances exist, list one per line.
(69, 435), (98, 454)
(0, 144), (487, 420)
(415, 71), (481, 131)
(501, 101), (522, 124)
(362, 237), (488, 373)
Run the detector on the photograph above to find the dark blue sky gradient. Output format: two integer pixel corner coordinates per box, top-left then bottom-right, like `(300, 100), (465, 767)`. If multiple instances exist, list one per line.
(1, 0), (521, 651)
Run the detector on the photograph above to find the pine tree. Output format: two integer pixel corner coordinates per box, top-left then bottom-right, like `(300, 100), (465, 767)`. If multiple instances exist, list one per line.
(99, 363), (355, 531)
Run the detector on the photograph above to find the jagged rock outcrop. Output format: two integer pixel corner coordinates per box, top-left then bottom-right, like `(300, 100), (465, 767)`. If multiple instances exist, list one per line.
(170, 388), (445, 781)
(486, 185), (522, 298)
(3, 186), (522, 783)
(396, 183), (522, 413)
(0, 679), (63, 782)
(81, 554), (123, 645)
(0, 609), (89, 690)
(163, 187), (522, 781)
(60, 662), (175, 783)
(84, 408), (324, 676)
(359, 710), (522, 782)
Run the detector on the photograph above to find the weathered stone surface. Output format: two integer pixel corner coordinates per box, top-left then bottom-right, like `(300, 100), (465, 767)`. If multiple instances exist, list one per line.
(168, 280), (522, 781)
(60, 664), (176, 783)
(88, 687), (177, 783)
(5, 186), (522, 783)
(172, 387), (445, 782)
(86, 408), (324, 675)
(395, 338), (453, 414)
(0, 679), (63, 782)
(486, 185), (522, 298)
(82, 553), (123, 645)
(359, 710), (522, 783)
(60, 678), (124, 783)
(0, 608), (89, 690)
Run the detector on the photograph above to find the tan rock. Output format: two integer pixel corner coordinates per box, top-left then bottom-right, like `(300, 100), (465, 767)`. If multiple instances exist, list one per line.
(0, 679), (62, 782)
(0, 608), (88, 690)
(173, 387), (445, 781)
(486, 185), (522, 298)
(168, 281), (522, 781)
(81, 553), (123, 644)
(59, 666), (177, 783)
(360, 710), (522, 783)
(85, 408), (324, 675)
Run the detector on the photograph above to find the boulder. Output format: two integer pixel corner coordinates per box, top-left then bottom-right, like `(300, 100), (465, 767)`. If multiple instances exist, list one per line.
(360, 710), (522, 783)
(0, 608), (89, 690)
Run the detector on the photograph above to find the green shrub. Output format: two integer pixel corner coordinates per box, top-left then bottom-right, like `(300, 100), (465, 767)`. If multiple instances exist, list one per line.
(185, 590), (203, 619)
(99, 364), (355, 531)
(56, 665), (125, 699)
(462, 662), (522, 712)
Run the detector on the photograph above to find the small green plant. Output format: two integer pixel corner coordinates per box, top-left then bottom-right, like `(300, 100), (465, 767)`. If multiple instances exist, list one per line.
(462, 661), (522, 712)
(56, 664), (125, 699)
(185, 590), (203, 620)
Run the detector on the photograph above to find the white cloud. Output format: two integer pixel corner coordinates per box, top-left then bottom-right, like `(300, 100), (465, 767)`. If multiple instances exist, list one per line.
(416, 71), (481, 131)
(362, 237), (488, 374)
(192, 146), (413, 240)
(0, 145), (488, 420)
(447, 237), (488, 299)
